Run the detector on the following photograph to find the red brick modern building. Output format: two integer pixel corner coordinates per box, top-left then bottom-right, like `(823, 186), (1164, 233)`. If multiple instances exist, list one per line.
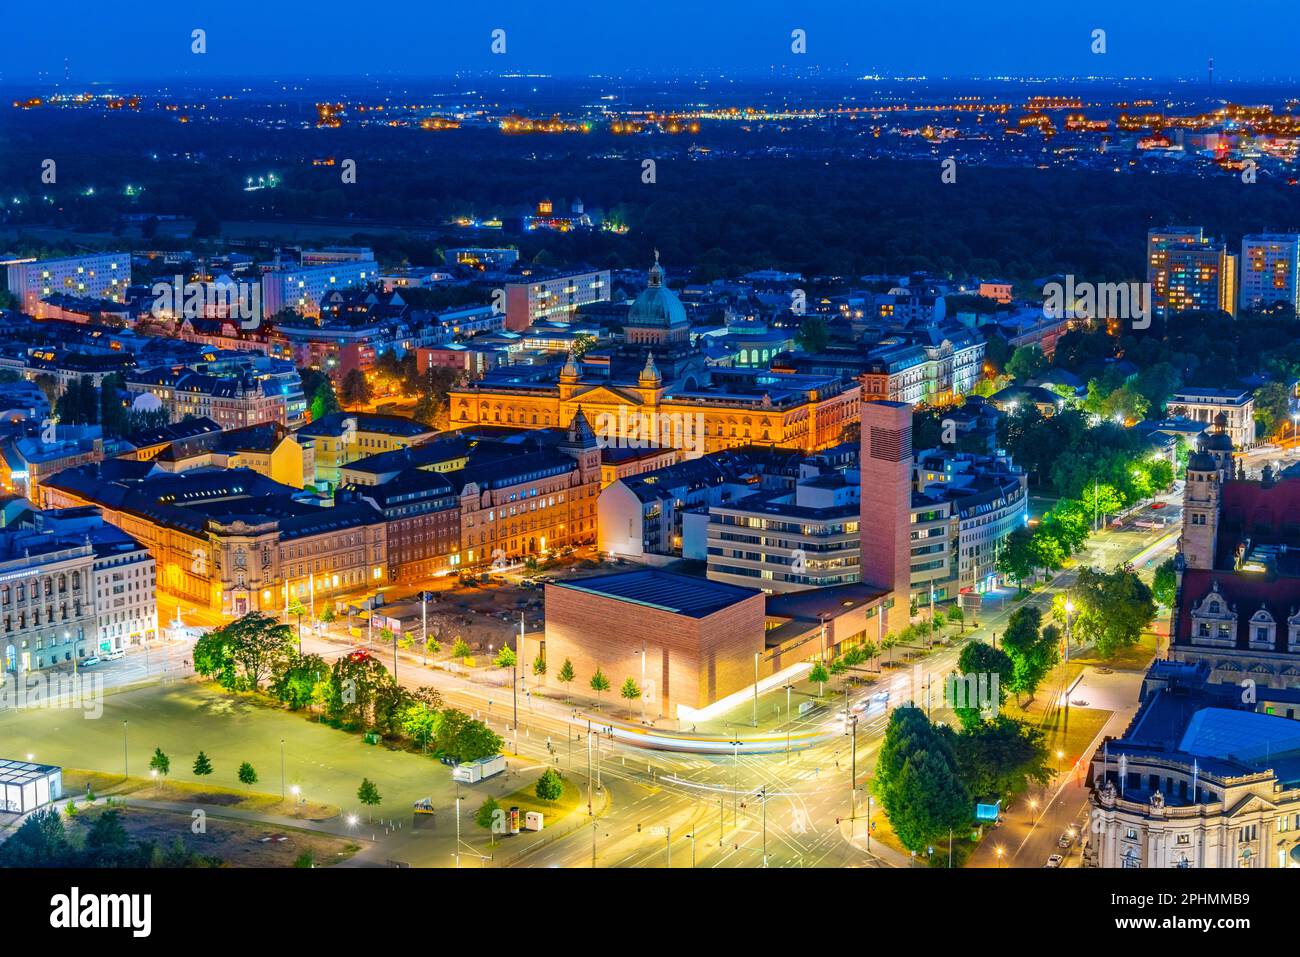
(859, 399), (913, 598)
(540, 570), (765, 718)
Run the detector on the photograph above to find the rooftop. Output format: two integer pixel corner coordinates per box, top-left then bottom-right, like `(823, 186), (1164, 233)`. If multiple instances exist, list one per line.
(550, 570), (761, 618)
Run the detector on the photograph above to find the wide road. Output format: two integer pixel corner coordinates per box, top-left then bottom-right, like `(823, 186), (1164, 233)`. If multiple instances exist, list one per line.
(8, 506), (1177, 867)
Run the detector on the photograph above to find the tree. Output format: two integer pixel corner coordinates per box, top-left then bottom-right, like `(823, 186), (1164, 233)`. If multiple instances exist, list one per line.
(1000, 607), (1058, 703)
(874, 706), (970, 855)
(300, 367), (341, 423)
(357, 778), (382, 815)
(996, 526), (1037, 591)
(620, 677), (641, 703)
(557, 658), (575, 701)
(270, 653), (329, 711)
(326, 650), (394, 728)
(952, 715), (1054, 801)
(881, 633), (898, 666)
(1253, 381), (1292, 438)
(795, 314), (831, 354)
(947, 606), (965, 633)
(320, 605), (337, 624)
(953, 641), (1014, 729)
(194, 612), (296, 692)
(589, 667), (611, 696)
(192, 751), (213, 776)
(340, 368), (372, 409)
(1153, 557), (1177, 608)
(149, 747), (170, 779)
(434, 708), (502, 762)
(0, 808), (72, 867)
(494, 645), (517, 669)
(1072, 566), (1157, 659)
(451, 637), (472, 662)
(808, 659), (829, 696)
(475, 796), (501, 834)
(532, 653), (547, 680)
(1005, 345), (1047, 382)
(238, 762), (258, 786)
(399, 702), (440, 751)
(534, 768), (564, 802)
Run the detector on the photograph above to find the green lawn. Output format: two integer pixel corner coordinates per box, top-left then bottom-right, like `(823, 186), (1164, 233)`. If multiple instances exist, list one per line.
(0, 679), (464, 822)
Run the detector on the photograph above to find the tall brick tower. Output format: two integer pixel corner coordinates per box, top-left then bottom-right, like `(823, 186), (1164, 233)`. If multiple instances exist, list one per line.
(860, 400), (913, 601)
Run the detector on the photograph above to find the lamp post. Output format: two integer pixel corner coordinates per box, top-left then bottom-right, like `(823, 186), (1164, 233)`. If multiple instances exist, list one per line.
(731, 729), (741, 827)
(420, 591), (431, 665)
(1064, 597), (1075, 663)
(122, 720), (128, 780)
(513, 613), (522, 753)
(752, 652), (759, 728)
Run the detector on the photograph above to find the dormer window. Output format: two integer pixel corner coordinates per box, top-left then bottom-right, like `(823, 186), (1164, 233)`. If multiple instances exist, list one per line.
(1249, 607), (1276, 650)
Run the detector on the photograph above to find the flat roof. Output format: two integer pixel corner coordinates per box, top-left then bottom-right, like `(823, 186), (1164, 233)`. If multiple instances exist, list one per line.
(550, 570), (761, 618)
(0, 758), (61, 785)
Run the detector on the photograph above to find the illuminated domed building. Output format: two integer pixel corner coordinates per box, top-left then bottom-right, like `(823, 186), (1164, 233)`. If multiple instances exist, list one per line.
(448, 255), (859, 455)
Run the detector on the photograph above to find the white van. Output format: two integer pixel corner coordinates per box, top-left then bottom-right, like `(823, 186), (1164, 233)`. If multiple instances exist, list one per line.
(105, 649), (126, 661)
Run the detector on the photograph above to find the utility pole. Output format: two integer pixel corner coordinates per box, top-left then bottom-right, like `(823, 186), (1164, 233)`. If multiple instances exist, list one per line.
(586, 719), (593, 814)
(455, 796), (461, 868)
(850, 714), (858, 821)
(122, 720), (128, 780)
(760, 786), (768, 867)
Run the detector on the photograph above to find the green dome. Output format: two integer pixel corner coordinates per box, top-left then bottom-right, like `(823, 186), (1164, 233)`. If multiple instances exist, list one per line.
(626, 256), (687, 329)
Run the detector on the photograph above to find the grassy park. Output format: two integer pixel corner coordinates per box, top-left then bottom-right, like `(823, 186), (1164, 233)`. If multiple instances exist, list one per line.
(0, 679), (463, 824)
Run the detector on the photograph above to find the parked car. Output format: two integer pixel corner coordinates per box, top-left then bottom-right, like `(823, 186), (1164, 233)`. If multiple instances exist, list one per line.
(105, 649), (126, 661)
(1058, 832), (1073, 848)
(81, 656), (101, 667)
(1045, 854), (1064, 868)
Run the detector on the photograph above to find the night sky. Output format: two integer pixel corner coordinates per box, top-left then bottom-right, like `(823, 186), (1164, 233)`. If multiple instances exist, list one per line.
(3, 0), (1296, 83)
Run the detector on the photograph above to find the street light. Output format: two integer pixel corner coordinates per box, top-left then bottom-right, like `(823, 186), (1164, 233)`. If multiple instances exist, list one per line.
(1063, 598), (1075, 663)
(996, 845), (1005, 868)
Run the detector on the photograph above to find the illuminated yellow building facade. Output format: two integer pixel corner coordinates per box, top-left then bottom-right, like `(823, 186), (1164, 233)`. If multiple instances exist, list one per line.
(42, 468), (387, 617)
(449, 355), (857, 455)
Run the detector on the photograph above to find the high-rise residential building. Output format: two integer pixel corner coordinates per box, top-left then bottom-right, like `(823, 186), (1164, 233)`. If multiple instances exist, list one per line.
(1239, 233), (1300, 314)
(6, 253), (131, 319)
(503, 268), (610, 332)
(260, 257), (378, 318)
(1146, 228), (1237, 319)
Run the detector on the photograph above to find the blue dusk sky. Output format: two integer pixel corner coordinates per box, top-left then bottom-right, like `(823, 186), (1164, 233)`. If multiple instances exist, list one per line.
(3, 0), (1298, 83)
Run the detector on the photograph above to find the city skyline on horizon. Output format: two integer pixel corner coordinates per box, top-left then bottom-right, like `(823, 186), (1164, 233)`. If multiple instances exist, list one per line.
(4, 1), (1299, 85)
